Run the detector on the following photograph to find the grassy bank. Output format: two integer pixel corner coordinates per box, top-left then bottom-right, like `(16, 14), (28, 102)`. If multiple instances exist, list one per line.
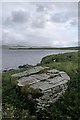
(2, 52), (80, 120)
(41, 52), (78, 75)
(38, 52), (80, 120)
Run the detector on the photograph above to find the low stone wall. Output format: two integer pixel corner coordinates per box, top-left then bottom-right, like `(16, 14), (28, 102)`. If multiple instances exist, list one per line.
(36, 83), (68, 110)
(12, 66), (70, 110)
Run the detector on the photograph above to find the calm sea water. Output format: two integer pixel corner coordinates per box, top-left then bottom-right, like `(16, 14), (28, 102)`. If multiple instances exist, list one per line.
(1, 48), (77, 71)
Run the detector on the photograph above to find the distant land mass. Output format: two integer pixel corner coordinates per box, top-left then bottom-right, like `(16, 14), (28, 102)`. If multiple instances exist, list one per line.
(1, 45), (79, 50)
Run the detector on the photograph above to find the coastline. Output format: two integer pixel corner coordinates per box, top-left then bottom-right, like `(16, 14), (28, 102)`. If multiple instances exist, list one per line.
(2, 50), (78, 72)
(1, 45), (79, 50)
(2, 51), (79, 119)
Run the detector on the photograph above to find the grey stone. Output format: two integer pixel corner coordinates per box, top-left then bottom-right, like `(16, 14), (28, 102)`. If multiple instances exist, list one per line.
(12, 66), (44, 77)
(27, 66), (44, 75)
(31, 74), (50, 81)
(48, 77), (64, 85)
(18, 76), (40, 86)
(49, 73), (59, 78)
(31, 81), (54, 91)
(59, 71), (70, 80)
(48, 69), (59, 74)
(17, 82), (24, 86)
(12, 66), (70, 111)
(11, 71), (28, 77)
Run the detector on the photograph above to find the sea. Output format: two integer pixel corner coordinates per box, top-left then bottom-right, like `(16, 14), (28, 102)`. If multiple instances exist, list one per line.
(0, 48), (77, 71)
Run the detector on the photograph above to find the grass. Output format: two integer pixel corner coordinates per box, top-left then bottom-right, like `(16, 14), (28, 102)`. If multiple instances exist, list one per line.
(2, 51), (80, 120)
(37, 52), (80, 120)
(41, 52), (78, 74)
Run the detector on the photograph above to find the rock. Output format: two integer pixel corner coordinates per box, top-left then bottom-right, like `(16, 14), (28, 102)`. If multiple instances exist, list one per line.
(11, 71), (28, 77)
(49, 73), (59, 78)
(17, 82), (24, 86)
(31, 81), (54, 91)
(48, 69), (59, 74)
(18, 64), (33, 69)
(36, 99), (41, 102)
(11, 66), (45, 77)
(12, 66), (70, 111)
(18, 76), (40, 86)
(47, 77), (64, 84)
(31, 74), (50, 81)
(27, 66), (44, 75)
(59, 71), (70, 80)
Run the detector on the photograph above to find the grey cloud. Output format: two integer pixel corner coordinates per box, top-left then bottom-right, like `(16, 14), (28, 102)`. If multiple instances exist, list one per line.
(31, 14), (47, 28)
(2, 30), (24, 45)
(64, 10), (78, 21)
(2, 29), (53, 47)
(22, 34), (53, 47)
(35, 3), (53, 12)
(70, 19), (78, 26)
(51, 13), (68, 23)
(31, 4), (50, 28)
(12, 10), (28, 23)
(32, 18), (45, 28)
(4, 10), (29, 26)
(36, 5), (45, 12)
(2, 2), (78, 47)
(49, 2), (78, 23)
(3, 17), (13, 26)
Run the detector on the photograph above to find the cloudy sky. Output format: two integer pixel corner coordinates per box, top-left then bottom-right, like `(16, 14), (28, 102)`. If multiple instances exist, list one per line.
(1, 2), (78, 47)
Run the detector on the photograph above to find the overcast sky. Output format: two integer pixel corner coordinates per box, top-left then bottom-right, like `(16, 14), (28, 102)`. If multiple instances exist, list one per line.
(1, 2), (78, 47)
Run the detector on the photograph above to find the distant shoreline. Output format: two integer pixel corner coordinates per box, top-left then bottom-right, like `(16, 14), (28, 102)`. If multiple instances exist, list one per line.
(1, 46), (79, 50)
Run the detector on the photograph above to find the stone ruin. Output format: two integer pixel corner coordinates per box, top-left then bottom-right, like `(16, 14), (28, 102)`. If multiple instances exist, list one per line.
(12, 66), (70, 111)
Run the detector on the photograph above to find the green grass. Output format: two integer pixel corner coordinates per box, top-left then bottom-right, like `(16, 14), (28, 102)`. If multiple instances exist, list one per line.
(2, 68), (39, 119)
(37, 52), (80, 120)
(41, 52), (78, 73)
(2, 52), (80, 120)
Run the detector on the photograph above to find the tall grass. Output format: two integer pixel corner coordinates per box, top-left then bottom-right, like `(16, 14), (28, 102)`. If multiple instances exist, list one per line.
(38, 52), (80, 120)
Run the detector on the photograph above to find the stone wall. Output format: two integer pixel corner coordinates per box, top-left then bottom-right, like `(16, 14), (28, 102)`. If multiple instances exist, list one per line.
(12, 66), (70, 111)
